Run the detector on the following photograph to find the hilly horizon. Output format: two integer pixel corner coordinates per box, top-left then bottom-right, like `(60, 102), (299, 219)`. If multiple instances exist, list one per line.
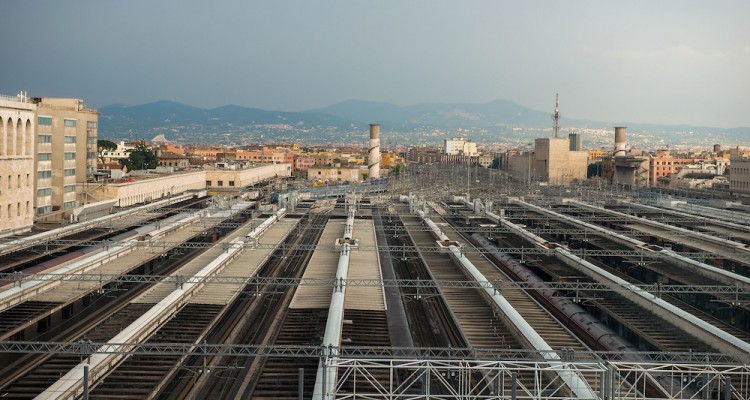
(98, 99), (748, 145)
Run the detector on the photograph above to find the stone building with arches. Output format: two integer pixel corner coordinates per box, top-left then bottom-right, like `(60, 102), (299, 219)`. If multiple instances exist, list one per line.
(0, 94), (36, 237)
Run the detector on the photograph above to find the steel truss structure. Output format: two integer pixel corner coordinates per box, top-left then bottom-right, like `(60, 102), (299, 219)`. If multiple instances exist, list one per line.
(2, 341), (748, 399)
(4, 239), (744, 262)
(4, 273), (750, 297)
(329, 358), (749, 399)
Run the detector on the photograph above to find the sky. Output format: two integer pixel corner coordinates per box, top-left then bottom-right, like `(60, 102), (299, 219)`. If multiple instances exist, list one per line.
(2, 1), (749, 128)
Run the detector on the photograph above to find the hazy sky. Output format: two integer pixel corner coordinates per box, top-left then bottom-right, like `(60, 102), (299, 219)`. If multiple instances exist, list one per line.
(2, 1), (749, 128)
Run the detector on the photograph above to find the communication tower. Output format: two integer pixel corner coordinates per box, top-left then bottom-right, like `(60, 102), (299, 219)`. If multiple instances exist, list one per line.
(552, 93), (561, 138)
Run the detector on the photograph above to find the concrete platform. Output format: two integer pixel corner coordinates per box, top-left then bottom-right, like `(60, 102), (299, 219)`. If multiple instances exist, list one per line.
(191, 219), (299, 305)
(289, 221), (344, 309)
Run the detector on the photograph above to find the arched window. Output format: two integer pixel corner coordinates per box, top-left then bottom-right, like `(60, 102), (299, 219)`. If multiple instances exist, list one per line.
(25, 119), (32, 156)
(6, 117), (14, 156)
(16, 118), (23, 156)
(0, 117), (5, 156)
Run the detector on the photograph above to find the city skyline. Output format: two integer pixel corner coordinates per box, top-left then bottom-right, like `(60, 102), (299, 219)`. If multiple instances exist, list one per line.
(2, 1), (749, 128)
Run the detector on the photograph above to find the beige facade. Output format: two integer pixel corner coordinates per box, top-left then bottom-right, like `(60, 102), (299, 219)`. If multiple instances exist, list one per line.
(307, 165), (364, 182)
(444, 137), (478, 156)
(88, 163), (291, 207)
(534, 137), (588, 185)
(730, 157), (750, 195)
(0, 95), (36, 237)
(206, 163), (291, 190)
(33, 98), (97, 217)
(90, 171), (205, 208)
(507, 151), (536, 183)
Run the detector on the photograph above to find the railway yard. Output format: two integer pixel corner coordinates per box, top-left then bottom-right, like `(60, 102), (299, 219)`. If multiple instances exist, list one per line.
(2, 168), (750, 399)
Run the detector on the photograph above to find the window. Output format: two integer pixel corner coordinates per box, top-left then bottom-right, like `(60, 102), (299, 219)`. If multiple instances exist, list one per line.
(229, 181), (235, 186)
(38, 116), (52, 126)
(64, 168), (76, 177)
(17, 174), (20, 188)
(7, 175), (10, 189)
(64, 152), (76, 160)
(38, 135), (52, 143)
(64, 185), (75, 193)
(63, 201), (76, 209)
(38, 153), (52, 161)
(217, 180), (223, 186)
(206, 181), (212, 186)
(37, 206), (51, 215)
(16, 202), (20, 216)
(64, 136), (76, 143)
(38, 170), (52, 179)
(37, 188), (52, 197)
(86, 121), (97, 129)
(64, 118), (77, 128)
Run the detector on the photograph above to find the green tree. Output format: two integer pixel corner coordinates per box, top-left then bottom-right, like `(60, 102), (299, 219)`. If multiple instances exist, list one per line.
(392, 163), (402, 177)
(491, 157), (501, 169)
(120, 143), (157, 171)
(587, 161), (602, 178)
(97, 139), (117, 167)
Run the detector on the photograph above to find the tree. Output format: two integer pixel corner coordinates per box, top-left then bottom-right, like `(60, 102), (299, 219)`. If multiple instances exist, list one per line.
(120, 143), (157, 172)
(392, 163), (402, 177)
(491, 157), (502, 169)
(587, 161), (602, 178)
(97, 139), (117, 167)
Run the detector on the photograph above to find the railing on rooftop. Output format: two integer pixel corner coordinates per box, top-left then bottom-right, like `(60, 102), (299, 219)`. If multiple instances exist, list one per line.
(0, 93), (33, 104)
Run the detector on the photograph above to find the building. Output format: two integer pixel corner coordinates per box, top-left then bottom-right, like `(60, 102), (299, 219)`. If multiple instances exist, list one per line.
(307, 165), (364, 183)
(569, 132), (582, 151)
(505, 150), (535, 183)
(533, 137), (588, 185)
(157, 151), (190, 170)
(0, 93), (36, 237)
(603, 155), (650, 188)
(649, 155), (696, 186)
(407, 147), (442, 164)
(444, 137), (478, 156)
(89, 163), (292, 207)
(33, 97), (98, 217)
(730, 156), (750, 195)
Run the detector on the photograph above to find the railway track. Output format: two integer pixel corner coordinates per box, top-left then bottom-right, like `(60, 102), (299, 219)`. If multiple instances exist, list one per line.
(495, 206), (749, 354)
(0, 197), (207, 274)
(170, 212), (330, 400)
(402, 213), (600, 397)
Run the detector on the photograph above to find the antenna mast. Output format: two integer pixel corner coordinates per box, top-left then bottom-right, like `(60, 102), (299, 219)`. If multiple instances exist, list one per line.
(552, 93), (560, 138)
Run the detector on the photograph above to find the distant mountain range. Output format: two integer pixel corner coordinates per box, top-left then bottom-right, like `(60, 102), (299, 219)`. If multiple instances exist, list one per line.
(98, 99), (748, 145)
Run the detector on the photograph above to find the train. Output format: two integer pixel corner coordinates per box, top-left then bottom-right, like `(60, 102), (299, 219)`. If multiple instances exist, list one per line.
(469, 233), (693, 398)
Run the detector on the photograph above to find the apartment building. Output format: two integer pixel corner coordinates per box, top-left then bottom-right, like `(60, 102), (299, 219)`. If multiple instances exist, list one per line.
(33, 97), (98, 217)
(730, 157), (750, 195)
(0, 94), (36, 237)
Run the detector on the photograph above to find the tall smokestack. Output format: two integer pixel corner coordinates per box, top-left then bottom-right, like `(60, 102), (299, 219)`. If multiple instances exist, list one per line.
(368, 124), (381, 179)
(614, 127), (627, 156)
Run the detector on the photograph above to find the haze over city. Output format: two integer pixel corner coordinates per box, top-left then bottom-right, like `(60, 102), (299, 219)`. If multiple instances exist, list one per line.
(2, 0), (749, 128)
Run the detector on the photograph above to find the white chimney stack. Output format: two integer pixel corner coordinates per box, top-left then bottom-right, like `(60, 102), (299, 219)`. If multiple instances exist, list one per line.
(368, 124), (381, 179)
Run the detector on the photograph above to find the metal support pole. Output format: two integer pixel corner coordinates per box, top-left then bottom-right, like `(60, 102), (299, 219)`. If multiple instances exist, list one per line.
(321, 355), (326, 400)
(511, 371), (517, 400)
(724, 376), (732, 400)
(299, 368), (304, 400)
(83, 365), (89, 400)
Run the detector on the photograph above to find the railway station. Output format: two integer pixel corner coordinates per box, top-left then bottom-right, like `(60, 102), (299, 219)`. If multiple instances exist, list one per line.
(1, 164), (750, 399)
